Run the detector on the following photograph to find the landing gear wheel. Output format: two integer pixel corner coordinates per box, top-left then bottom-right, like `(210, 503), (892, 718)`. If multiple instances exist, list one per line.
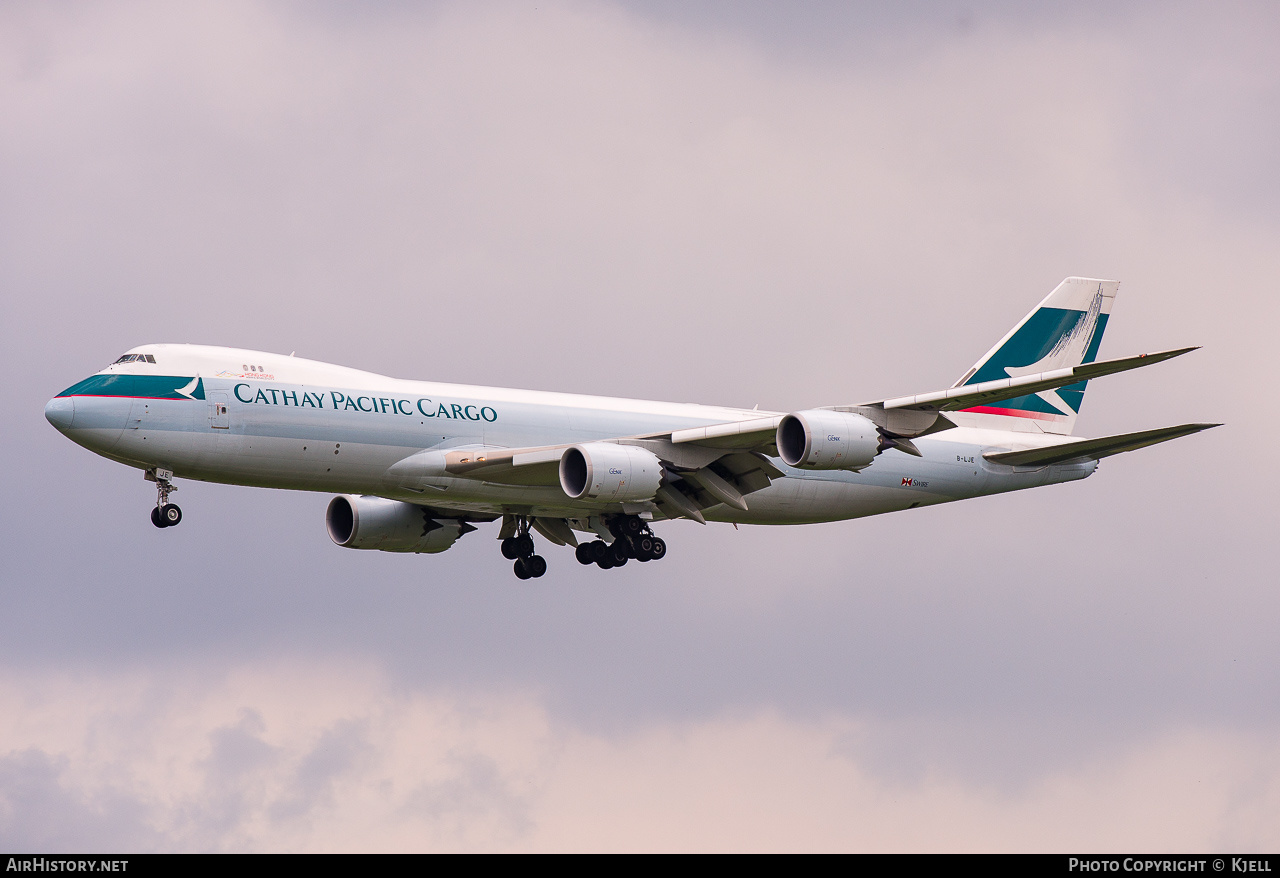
(588, 540), (609, 563)
(636, 535), (654, 561)
(649, 537), (666, 560)
(575, 544), (594, 565)
(620, 516), (644, 537)
(159, 504), (182, 527)
(610, 542), (629, 567)
(502, 517), (540, 573)
(151, 507), (167, 529)
(596, 552), (616, 570)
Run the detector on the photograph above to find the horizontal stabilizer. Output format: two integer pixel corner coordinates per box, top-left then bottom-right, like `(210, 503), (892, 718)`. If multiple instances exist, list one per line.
(983, 423), (1221, 467)
(876, 347), (1198, 413)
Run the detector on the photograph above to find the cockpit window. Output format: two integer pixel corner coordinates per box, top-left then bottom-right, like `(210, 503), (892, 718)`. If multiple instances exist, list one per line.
(112, 354), (156, 365)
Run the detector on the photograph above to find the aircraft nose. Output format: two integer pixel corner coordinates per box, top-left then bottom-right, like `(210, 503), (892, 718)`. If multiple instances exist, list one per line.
(45, 396), (75, 431)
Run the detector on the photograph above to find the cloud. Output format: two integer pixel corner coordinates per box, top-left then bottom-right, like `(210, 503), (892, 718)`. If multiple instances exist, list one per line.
(0, 662), (541, 851)
(0, 749), (158, 851)
(1, 663), (1278, 852)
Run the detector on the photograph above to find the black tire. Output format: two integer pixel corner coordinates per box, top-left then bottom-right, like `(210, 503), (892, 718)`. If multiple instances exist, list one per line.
(611, 542), (630, 565)
(515, 534), (535, 557)
(513, 557), (532, 580)
(621, 537), (637, 559)
(575, 544), (594, 565)
(596, 554), (615, 570)
(528, 555), (547, 578)
(501, 537), (520, 560)
(151, 507), (167, 528)
(649, 537), (666, 560)
(160, 504), (182, 527)
(636, 536), (654, 561)
(621, 516), (643, 536)
(588, 540), (609, 562)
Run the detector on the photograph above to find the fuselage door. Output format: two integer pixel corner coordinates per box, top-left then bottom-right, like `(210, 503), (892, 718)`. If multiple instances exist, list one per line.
(208, 391), (230, 429)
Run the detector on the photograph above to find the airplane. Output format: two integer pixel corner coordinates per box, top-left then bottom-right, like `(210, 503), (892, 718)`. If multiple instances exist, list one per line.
(45, 277), (1217, 579)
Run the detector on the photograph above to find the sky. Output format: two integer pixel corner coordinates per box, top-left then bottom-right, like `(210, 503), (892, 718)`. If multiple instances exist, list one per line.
(1, 0), (1277, 852)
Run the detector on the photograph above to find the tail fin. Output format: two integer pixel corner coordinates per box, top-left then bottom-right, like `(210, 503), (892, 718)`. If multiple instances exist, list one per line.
(948, 277), (1118, 435)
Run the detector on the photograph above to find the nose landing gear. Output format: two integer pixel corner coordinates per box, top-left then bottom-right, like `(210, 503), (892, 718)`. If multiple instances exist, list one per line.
(501, 517), (546, 579)
(147, 468), (182, 529)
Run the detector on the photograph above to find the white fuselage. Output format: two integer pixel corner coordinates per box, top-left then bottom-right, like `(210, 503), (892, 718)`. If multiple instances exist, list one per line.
(46, 344), (1096, 528)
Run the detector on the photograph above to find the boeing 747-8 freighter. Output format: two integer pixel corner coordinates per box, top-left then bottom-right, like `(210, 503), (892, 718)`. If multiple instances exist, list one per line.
(45, 278), (1216, 578)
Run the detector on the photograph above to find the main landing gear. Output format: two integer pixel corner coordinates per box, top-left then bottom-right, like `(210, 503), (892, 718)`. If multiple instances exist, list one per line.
(575, 515), (667, 570)
(501, 518), (547, 580)
(147, 468), (182, 529)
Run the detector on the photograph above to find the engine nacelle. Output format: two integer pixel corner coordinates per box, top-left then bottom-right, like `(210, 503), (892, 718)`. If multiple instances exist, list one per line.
(326, 495), (473, 553)
(559, 443), (663, 503)
(776, 410), (880, 471)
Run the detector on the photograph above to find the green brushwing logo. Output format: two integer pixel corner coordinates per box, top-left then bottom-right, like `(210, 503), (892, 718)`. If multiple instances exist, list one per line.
(964, 286), (1108, 417)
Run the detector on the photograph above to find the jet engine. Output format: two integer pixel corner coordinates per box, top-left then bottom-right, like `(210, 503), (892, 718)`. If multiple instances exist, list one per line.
(559, 443), (663, 503)
(326, 495), (475, 553)
(776, 410), (880, 471)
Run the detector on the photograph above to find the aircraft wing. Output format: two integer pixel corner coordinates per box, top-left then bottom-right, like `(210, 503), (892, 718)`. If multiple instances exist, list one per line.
(386, 346), (1205, 521)
(416, 412), (788, 483)
(862, 347), (1197, 413)
(410, 346), (1200, 478)
(390, 433), (783, 484)
(982, 423), (1220, 467)
(387, 426), (787, 522)
(427, 445), (566, 486)
(667, 416), (783, 451)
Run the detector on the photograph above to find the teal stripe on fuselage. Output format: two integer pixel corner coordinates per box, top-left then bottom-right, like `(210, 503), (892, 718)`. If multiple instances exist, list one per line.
(57, 374), (205, 401)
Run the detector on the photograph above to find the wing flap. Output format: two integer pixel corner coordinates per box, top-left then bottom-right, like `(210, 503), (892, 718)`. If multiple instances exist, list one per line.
(983, 423), (1220, 467)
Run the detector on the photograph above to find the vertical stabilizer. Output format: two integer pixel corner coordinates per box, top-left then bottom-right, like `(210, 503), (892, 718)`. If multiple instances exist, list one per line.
(948, 277), (1118, 435)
